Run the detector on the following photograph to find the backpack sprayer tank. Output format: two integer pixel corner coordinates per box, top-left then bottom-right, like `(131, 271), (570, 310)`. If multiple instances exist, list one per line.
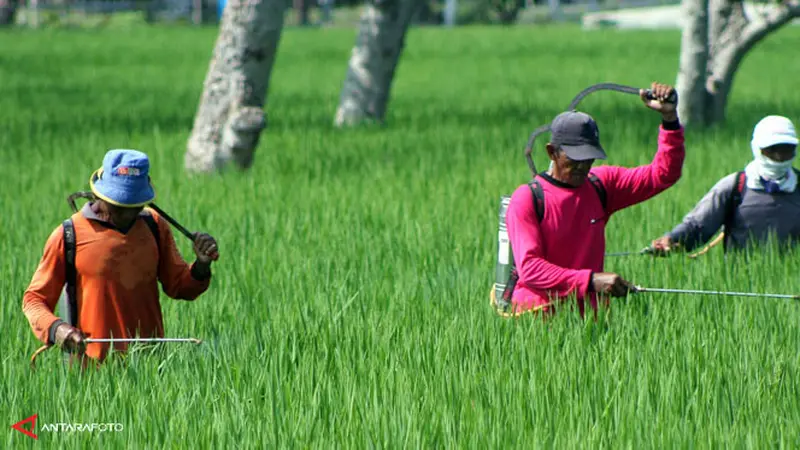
(494, 196), (513, 311)
(491, 124), (549, 312)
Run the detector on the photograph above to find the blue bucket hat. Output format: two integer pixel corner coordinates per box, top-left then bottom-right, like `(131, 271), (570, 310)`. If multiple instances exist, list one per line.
(89, 149), (156, 207)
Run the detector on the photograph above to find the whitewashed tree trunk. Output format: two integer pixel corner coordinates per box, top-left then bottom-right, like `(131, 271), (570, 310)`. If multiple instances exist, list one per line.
(443, 0), (456, 26)
(675, 0), (709, 125)
(334, 0), (424, 127)
(548, 0), (561, 21)
(294, 0), (310, 26)
(185, 0), (286, 173)
(676, 0), (800, 127)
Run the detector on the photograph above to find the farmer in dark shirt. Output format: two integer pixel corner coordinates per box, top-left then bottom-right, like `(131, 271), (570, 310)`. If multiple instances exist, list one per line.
(652, 115), (800, 254)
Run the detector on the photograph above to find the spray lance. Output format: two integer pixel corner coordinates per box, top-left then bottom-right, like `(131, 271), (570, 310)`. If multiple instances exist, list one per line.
(30, 338), (203, 370)
(604, 232), (726, 259)
(630, 285), (800, 300)
(492, 284), (800, 318)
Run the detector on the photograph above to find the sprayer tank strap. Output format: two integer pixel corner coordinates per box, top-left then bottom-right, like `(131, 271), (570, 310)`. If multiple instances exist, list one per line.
(528, 172), (607, 222)
(61, 219), (78, 326)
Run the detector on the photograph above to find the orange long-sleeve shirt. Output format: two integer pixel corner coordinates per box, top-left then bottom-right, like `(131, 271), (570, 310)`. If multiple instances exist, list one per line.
(22, 205), (211, 360)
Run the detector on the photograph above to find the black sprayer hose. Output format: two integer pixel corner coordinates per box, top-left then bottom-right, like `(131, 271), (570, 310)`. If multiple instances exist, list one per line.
(524, 83), (678, 177)
(66, 191), (219, 261)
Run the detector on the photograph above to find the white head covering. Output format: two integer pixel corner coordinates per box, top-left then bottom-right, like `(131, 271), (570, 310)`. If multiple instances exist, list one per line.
(751, 115), (798, 151)
(744, 115), (798, 193)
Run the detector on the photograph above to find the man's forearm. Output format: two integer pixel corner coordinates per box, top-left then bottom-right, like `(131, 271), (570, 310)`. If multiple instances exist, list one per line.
(667, 222), (704, 252)
(668, 219), (721, 252)
(517, 256), (593, 300)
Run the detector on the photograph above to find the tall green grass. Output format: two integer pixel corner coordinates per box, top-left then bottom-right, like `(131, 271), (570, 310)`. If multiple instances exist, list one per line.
(2, 24), (800, 448)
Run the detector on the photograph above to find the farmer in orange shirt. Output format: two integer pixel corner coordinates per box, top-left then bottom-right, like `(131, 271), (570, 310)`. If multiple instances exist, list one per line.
(22, 149), (218, 362)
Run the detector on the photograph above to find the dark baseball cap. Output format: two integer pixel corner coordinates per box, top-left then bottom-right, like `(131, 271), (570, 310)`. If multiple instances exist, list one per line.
(550, 111), (607, 160)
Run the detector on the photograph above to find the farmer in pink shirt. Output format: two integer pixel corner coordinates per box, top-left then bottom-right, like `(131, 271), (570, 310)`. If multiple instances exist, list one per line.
(505, 82), (684, 316)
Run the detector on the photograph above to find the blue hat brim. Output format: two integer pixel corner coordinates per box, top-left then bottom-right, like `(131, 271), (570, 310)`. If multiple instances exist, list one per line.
(89, 168), (156, 208)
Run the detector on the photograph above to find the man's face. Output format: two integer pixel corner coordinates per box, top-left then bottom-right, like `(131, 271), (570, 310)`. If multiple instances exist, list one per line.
(105, 203), (144, 228)
(548, 144), (595, 187)
(761, 143), (796, 162)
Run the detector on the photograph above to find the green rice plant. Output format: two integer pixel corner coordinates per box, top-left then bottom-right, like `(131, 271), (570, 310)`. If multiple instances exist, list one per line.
(2, 23), (800, 449)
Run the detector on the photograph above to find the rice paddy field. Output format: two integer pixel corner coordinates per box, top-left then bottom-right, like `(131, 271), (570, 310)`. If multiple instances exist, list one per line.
(2, 22), (800, 448)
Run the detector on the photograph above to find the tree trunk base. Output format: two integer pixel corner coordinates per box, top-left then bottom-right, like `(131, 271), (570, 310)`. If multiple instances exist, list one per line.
(221, 107), (267, 170)
(334, 0), (422, 127)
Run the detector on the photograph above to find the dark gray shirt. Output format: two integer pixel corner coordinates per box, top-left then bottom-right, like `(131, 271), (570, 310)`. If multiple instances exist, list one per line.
(668, 172), (800, 251)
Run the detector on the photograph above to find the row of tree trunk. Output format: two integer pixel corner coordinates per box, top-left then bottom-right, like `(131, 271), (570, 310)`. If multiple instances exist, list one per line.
(185, 0), (800, 173)
(186, 0), (424, 173)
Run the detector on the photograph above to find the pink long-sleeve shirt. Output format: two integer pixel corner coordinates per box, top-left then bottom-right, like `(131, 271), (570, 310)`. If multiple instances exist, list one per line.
(506, 124), (685, 315)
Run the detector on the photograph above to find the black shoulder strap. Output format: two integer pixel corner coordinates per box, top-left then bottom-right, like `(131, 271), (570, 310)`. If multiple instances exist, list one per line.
(723, 171), (747, 251)
(140, 211), (161, 256)
(61, 219), (78, 326)
(529, 174), (607, 222)
(727, 171), (746, 222)
(528, 178), (545, 222)
(587, 173), (608, 212)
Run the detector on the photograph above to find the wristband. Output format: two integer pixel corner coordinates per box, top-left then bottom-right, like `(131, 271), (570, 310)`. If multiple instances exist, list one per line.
(662, 118), (681, 130)
(48, 319), (65, 345)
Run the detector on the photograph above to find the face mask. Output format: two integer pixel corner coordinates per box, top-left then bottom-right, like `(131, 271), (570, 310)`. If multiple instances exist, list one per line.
(755, 152), (794, 181)
(751, 141), (795, 181)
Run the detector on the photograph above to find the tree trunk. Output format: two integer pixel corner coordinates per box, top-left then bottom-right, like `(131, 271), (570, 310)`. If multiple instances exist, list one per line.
(334, 0), (424, 127)
(294, 0), (310, 26)
(491, 0), (522, 24)
(703, 0), (748, 123)
(443, 0), (456, 26)
(0, 0), (18, 26)
(185, 0), (286, 173)
(675, 0), (709, 126)
(675, 0), (800, 127)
